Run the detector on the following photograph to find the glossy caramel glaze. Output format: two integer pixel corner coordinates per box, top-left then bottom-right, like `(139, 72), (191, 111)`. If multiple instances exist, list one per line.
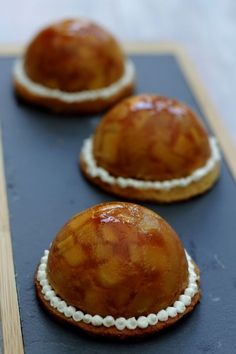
(93, 95), (211, 181)
(24, 19), (125, 92)
(47, 202), (188, 317)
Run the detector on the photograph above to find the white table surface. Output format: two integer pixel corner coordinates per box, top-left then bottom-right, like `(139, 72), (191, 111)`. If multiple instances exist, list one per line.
(0, 0), (235, 352)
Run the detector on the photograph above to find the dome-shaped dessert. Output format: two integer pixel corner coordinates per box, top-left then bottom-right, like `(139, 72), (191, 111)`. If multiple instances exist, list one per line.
(24, 19), (125, 92)
(36, 202), (200, 338)
(13, 19), (135, 113)
(80, 95), (220, 202)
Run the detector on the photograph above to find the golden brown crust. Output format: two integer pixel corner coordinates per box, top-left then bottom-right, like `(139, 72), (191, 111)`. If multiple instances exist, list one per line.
(35, 264), (201, 339)
(14, 77), (135, 114)
(80, 155), (220, 202)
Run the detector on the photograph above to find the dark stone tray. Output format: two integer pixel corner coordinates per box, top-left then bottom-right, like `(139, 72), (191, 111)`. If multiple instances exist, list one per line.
(0, 54), (235, 354)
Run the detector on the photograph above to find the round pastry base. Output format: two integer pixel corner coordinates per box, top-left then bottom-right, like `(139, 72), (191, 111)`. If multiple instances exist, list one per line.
(13, 66), (135, 114)
(35, 265), (201, 339)
(80, 156), (220, 203)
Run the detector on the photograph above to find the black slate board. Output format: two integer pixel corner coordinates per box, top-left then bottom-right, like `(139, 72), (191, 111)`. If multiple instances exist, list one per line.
(0, 54), (236, 354)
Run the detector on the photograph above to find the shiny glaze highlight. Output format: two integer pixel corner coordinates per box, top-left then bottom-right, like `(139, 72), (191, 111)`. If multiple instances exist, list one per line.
(93, 95), (211, 181)
(24, 19), (125, 92)
(47, 202), (188, 317)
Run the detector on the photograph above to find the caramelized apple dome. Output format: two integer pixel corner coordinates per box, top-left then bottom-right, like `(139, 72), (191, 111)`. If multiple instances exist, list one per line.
(24, 18), (125, 92)
(47, 202), (188, 318)
(93, 95), (211, 181)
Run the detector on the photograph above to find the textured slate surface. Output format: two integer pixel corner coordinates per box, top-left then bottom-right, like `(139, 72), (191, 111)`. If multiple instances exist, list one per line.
(0, 55), (235, 354)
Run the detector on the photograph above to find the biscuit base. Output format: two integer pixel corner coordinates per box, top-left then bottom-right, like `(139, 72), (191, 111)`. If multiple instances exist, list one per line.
(35, 265), (200, 339)
(80, 156), (220, 203)
(14, 78), (135, 114)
